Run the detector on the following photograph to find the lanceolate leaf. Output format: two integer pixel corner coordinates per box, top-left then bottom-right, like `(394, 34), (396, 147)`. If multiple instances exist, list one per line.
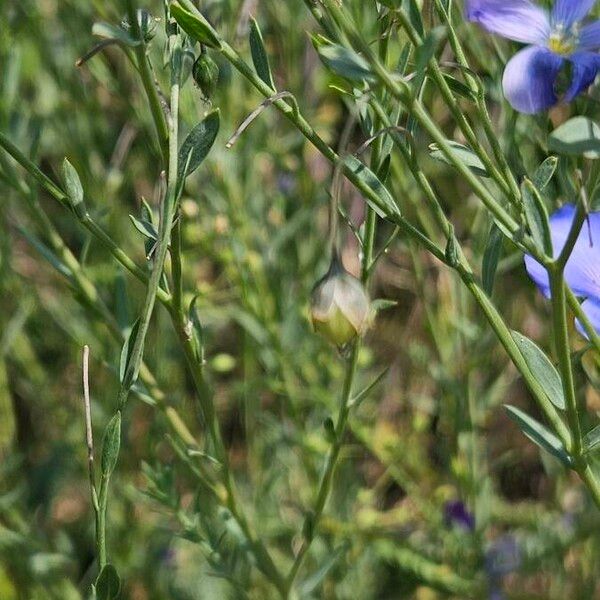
(95, 564), (121, 600)
(170, 3), (221, 49)
(504, 405), (571, 466)
(511, 330), (565, 410)
(428, 141), (489, 177)
(532, 156), (558, 191)
(101, 413), (122, 477)
(129, 215), (158, 242)
(548, 117), (600, 159)
(119, 318), (142, 386)
(311, 35), (374, 83)
(249, 18), (275, 90)
(583, 423), (600, 454)
(178, 109), (220, 181)
(521, 178), (552, 256)
(342, 155), (400, 219)
(482, 223), (503, 296)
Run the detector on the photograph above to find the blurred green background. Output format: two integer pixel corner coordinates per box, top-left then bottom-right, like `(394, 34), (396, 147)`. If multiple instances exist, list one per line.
(1, 0), (600, 598)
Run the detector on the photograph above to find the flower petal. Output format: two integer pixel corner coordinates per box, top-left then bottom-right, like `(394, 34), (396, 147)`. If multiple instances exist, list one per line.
(502, 46), (563, 113)
(564, 51), (600, 101)
(525, 204), (600, 300)
(552, 0), (596, 27)
(579, 20), (600, 50)
(466, 0), (550, 44)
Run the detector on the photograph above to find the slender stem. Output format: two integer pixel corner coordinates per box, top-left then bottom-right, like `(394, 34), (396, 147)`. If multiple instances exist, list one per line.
(117, 50), (181, 407)
(96, 458), (116, 570)
(549, 267), (582, 456)
(171, 215), (184, 313)
(556, 200), (587, 270)
(285, 340), (360, 592)
(125, 0), (169, 161)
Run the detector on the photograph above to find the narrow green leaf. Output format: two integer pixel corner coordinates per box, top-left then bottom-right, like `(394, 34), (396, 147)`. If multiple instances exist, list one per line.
(481, 223), (503, 296)
(548, 116), (600, 159)
(413, 27), (445, 90)
(189, 296), (205, 365)
(101, 413), (122, 477)
(312, 35), (374, 83)
(299, 545), (347, 597)
(521, 178), (552, 255)
(96, 563), (121, 600)
(532, 156), (558, 191)
(61, 158), (85, 218)
(92, 22), (139, 47)
(342, 155), (400, 219)
(583, 424), (600, 454)
(177, 109), (220, 181)
(428, 141), (489, 177)
(445, 224), (460, 267)
(249, 18), (275, 90)
(349, 367), (389, 408)
(170, 3), (221, 49)
(443, 74), (477, 102)
(504, 405), (571, 466)
(403, 0), (424, 37)
(129, 215), (158, 241)
(119, 318), (141, 386)
(511, 330), (565, 410)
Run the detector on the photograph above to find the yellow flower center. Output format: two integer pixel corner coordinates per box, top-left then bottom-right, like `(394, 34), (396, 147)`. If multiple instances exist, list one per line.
(548, 32), (576, 56)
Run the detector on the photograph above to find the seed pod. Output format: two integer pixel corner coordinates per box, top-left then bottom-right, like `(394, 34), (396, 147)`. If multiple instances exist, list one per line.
(192, 51), (219, 100)
(310, 253), (369, 347)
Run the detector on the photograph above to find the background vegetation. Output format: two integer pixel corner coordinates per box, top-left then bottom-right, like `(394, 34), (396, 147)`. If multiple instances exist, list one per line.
(1, 0), (600, 598)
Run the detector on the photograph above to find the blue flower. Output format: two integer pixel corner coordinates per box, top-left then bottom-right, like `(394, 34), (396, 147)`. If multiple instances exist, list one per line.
(443, 499), (476, 531)
(525, 204), (600, 334)
(466, 0), (600, 113)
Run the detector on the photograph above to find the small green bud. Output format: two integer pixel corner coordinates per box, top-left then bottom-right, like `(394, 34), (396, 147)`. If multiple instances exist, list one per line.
(192, 52), (219, 100)
(121, 9), (157, 42)
(310, 253), (370, 347)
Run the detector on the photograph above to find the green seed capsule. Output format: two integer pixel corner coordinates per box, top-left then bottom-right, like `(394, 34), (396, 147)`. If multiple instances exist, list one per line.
(310, 253), (369, 347)
(192, 52), (219, 100)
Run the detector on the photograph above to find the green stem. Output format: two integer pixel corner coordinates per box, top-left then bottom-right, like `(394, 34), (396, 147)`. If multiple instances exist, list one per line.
(171, 215), (184, 313)
(125, 0), (169, 161)
(96, 474), (110, 568)
(285, 340), (361, 593)
(549, 267), (582, 456)
(117, 49), (181, 407)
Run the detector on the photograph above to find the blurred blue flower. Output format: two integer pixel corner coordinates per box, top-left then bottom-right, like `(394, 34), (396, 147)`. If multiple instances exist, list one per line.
(524, 204), (600, 334)
(485, 534), (521, 599)
(443, 499), (476, 531)
(466, 0), (600, 113)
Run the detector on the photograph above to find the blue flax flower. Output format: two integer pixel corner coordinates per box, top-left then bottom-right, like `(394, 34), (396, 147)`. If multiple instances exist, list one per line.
(525, 204), (600, 333)
(467, 0), (600, 113)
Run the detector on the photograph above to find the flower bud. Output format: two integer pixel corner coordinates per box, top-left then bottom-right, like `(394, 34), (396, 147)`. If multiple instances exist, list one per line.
(310, 254), (369, 347)
(192, 52), (219, 100)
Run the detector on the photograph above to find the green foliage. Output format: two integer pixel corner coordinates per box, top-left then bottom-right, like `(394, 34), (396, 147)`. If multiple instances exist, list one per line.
(2, 0), (600, 599)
